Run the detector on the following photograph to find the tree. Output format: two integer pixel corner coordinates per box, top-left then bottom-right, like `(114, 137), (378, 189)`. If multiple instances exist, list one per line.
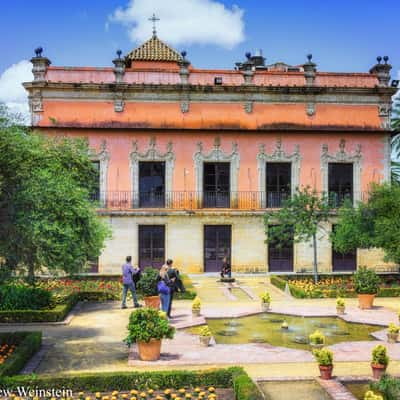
(0, 103), (111, 283)
(332, 183), (400, 265)
(392, 101), (400, 184)
(264, 187), (332, 283)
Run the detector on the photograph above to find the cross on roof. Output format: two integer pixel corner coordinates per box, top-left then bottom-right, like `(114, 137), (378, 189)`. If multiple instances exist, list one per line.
(149, 13), (160, 37)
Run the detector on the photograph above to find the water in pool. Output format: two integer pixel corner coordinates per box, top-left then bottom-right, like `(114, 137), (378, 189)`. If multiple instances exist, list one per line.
(260, 381), (332, 400)
(205, 313), (381, 350)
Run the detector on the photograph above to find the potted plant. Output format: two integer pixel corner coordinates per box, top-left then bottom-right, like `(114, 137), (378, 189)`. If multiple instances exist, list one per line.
(371, 344), (389, 380)
(353, 267), (380, 309)
(336, 298), (345, 315)
(192, 297), (201, 317)
(199, 325), (212, 347)
(309, 330), (325, 349)
(387, 323), (399, 343)
(260, 291), (271, 312)
(137, 267), (160, 309)
(124, 308), (175, 361)
(364, 391), (383, 400)
(313, 348), (334, 380)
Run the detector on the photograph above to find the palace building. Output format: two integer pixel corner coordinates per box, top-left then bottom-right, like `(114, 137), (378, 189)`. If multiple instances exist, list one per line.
(23, 30), (398, 274)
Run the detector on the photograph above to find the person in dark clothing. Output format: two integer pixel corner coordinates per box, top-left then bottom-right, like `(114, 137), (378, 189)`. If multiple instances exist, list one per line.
(165, 259), (179, 318)
(121, 256), (141, 308)
(220, 256), (231, 279)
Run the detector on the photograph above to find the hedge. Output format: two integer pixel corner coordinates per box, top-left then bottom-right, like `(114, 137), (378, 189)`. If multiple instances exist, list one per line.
(0, 332), (42, 376)
(231, 367), (263, 400)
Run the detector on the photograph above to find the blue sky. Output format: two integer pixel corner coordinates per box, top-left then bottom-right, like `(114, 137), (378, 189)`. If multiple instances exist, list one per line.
(0, 0), (399, 115)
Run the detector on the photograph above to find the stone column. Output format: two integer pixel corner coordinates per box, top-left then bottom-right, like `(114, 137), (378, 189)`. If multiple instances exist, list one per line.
(303, 54), (316, 86)
(178, 51), (191, 84)
(112, 50), (126, 83)
(369, 56), (392, 87)
(30, 47), (51, 81)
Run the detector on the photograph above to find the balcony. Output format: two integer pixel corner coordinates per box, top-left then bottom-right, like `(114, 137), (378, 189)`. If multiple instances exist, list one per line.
(92, 191), (368, 211)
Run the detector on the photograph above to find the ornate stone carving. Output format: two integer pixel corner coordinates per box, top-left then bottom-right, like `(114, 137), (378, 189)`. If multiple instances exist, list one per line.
(90, 140), (110, 206)
(29, 89), (43, 112)
(114, 92), (124, 112)
(320, 140), (362, 202)
(257, 138), (301, 207)
(193, 138), (240, 203)
(181, 100), (189, 113)
(129, 137), (175, 207)
(306, 102), (315, 116)
(244, 100), (253, 113)
(30, 54), (51, 81)
(112, 51), (126, 83)
(378, 103), (391, 129)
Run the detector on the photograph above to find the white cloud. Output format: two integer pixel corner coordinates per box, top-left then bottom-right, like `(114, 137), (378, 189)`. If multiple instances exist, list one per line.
(109, 0), (245, 49)
(0, 60), (32, 121)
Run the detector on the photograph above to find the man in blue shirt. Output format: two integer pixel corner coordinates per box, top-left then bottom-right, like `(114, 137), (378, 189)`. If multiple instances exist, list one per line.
(121, 256), (141, 309)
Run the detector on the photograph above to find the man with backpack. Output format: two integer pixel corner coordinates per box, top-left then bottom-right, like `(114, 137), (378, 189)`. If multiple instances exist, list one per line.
(121, 256), (141, 309)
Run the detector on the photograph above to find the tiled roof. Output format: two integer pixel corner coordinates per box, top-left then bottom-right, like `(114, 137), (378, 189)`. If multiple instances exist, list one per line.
(126, 35), (182, 62)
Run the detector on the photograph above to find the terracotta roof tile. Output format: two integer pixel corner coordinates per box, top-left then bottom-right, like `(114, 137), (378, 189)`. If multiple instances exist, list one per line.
(126, 35), (182, 62)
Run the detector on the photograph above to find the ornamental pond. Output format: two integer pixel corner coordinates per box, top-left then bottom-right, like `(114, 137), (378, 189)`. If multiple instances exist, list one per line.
(201, 313), (381, 350)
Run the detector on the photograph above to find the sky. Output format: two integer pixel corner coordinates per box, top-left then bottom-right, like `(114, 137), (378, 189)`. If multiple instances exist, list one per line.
(0, 0), (399, 116)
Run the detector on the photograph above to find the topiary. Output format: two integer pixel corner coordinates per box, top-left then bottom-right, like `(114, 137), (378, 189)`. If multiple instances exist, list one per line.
(124, 308), (175, 345)
(372, 345), (389, 366)
(312, 348), (333, 366)
(353, 267), (380, 294)
(137, 267), (159, 297)
(0, 285), (52, 310)
(309, 330), (325, 345)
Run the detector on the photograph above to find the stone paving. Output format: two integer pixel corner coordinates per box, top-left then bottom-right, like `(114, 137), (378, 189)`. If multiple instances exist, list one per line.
(1, 274), (400, 377)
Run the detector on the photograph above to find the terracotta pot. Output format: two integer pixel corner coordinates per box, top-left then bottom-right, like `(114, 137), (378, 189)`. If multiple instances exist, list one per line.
(137, 339), (162, 361)
(192, 309), (201, 317)
(199, 335), (211, 347)
(261, 302), (270, 312)
(371, 363), (387, 380)
(387, 332), (399, 344)
(336, 306), (345, 315)
(358, 294), (375, 309)
(319, 365), (333, 380)
(144, 296), (161, 309)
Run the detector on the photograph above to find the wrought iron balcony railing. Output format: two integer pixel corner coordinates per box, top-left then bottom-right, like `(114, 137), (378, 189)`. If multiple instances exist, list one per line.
(91, 190), (367, 211)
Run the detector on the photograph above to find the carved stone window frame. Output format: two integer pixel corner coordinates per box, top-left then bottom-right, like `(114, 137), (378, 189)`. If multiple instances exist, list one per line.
(257, 138), (301, 207)
(320, 139), (362, 202)
(89, 140), (110, 207)
(193, 138), (240, 204)
(129, 137), (175, 208)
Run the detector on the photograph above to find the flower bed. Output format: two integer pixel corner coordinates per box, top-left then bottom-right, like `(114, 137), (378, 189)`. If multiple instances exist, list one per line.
(0, 332), (42, 376)
(0, 367), (262, 400)
(270, 274), (400, 299)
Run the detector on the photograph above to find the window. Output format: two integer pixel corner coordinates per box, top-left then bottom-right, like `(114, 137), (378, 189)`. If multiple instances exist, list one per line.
(90, 161), (100, 202)
(328, 163), (353, 207)
(204, 225), (231, 272)
(266, 162), (291, 207)
(138, 225), (165, 269)
(139, 162), (165, 207)
(203, 162), (230, 208)
(87, 258), (99, 273)
(268, 226), (294, 272)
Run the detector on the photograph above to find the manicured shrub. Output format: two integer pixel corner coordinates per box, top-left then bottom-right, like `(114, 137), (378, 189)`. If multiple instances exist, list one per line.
(0, 285), (52, 310)
(137, 267), (160, 297)
(372, 345), (389, 366)
(0, 332), (42, 376)
(354, 267), (380, 294)
(371, 374), (400, 400)
(231, 367), (263, 400)
(313, 348), (333, 366)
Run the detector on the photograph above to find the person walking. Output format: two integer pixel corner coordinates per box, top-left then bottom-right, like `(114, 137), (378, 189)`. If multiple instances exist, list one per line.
(220, 256), (231, 279)
(158, 265), (172, 314)
(166, 259), (180, 318)
(121, 256), (141, 309)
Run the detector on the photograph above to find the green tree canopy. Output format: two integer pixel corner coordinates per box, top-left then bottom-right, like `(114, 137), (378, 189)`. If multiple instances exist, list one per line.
(392, 100), (400, 184)
(264, 187), (333, 283)
(332, 183), (400, 265)
(0, 103), (111, 282)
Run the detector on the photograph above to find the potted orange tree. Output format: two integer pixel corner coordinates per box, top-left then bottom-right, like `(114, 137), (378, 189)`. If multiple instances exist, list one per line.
(137, 267), (160, 309)
(353, 267), (380, 309)
(371, 344), (389, 380)
(125, 308), (175, 361)
(313, 348), (334, 380)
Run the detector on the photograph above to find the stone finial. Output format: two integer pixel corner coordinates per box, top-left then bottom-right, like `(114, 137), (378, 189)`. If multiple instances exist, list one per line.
(112, 50), (126, 83)
(178, 50), (191, 84)
(303, 54), (317, 86)
(31, 47), (51, 81)
(369, 56), (392, 87)
(241, 52), (255, 85)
